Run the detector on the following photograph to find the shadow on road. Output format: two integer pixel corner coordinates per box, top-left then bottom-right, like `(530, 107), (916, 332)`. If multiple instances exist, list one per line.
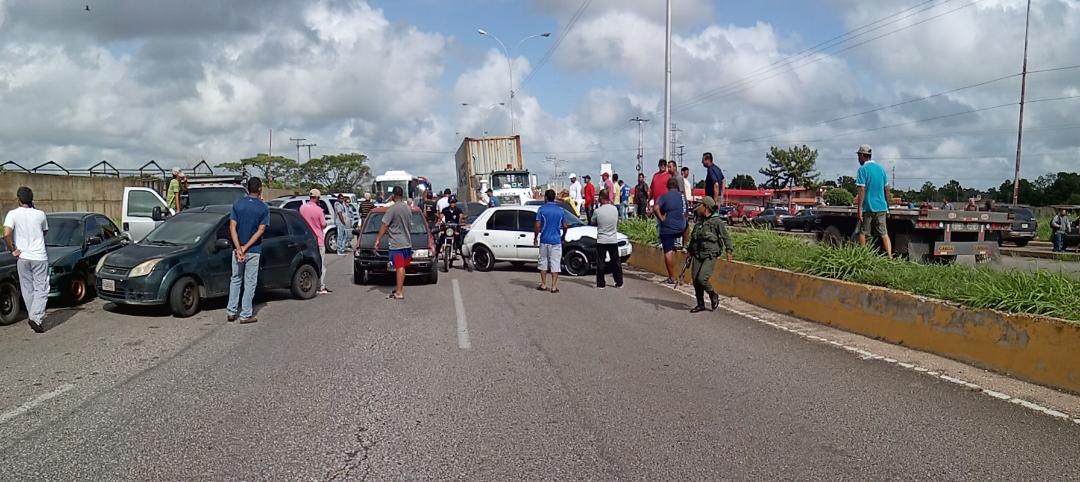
(631, 296), (689, 311)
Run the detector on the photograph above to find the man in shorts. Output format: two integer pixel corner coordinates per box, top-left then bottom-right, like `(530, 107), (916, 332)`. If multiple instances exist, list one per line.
(533, 189), (569, 293)
(854, 144), (893, 258)
(375, 186), (412, 300)
(654, 177), (688, 284)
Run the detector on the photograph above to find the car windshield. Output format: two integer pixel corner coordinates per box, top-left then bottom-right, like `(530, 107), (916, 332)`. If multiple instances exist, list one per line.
(362, 212), (427, 234)
(141, 212), (221, 246)
(1013, 207), (1034, 220)
(45, 217), (83, 247)
(491, 173), (529, 189)
(556, 208), (585, 227)
(187, 187), (246, 208)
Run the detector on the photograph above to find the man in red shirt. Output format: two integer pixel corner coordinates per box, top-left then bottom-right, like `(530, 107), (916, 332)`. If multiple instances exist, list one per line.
(582, 175), (597, 223)
(649, 158), (671, 206)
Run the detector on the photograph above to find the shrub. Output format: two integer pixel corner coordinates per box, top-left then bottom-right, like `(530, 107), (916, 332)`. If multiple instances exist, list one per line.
(824, 188), (855, 206)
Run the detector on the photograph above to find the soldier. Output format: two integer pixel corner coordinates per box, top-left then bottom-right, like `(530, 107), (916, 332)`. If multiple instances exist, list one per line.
(688, 197), (733, 313)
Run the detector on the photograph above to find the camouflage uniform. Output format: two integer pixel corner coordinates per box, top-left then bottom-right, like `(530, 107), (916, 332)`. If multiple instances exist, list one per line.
(688, 197), (733, 312)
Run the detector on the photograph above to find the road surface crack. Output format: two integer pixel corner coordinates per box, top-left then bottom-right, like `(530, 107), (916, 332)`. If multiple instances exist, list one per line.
(325, 424), (377, 481)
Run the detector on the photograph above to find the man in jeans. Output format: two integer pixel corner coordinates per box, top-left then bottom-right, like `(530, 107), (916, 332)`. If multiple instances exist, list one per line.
(592, 188), (623, 289)
(334, 194), (351, 256)
(300, 189), (331, 294)
(4, 187), (49, 333)
(1052, 208), (1072, 252)
(854, 144), (893, 258)
(226, 177), (269, 324)
(534, 189), (569, 293)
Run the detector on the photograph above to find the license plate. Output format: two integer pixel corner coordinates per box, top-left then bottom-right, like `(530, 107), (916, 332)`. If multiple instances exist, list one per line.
(1021, 223), (1029, 228)
(101, 279), (116, 292)
(619, 247), (630, 256)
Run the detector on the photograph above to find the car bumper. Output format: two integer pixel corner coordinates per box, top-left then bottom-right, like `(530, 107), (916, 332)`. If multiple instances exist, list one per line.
(95, 273), (167, 305)
(1002, 230), (1036, 240)
(354, 257), (435, 275)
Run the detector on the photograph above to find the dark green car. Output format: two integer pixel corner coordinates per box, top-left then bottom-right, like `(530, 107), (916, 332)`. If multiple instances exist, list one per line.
(0, 248), (19, 325)
(95, 205), (322, 317)
(45, 212), (129, 303)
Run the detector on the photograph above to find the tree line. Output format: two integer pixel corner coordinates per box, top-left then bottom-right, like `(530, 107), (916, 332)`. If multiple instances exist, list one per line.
(216, 153), (372, 194)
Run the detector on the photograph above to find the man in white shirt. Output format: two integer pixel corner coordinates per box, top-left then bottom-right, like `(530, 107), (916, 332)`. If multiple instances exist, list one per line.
(568, 173), (583, 213)
(435, 188), (451, 213)
(3, 187), (49, 333)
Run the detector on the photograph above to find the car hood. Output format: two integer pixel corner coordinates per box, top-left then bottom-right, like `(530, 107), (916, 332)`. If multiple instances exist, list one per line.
(46, 246), (81, 266)
(104, 243), (193, 269)
(358, 232), (431, 250)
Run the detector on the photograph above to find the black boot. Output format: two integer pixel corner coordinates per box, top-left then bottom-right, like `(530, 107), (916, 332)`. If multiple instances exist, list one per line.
(709, 291), (720, 311)
(690, 285), (707, 313)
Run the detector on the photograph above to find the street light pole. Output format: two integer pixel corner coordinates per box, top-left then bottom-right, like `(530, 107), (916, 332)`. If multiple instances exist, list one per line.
(478, 29), (550, 136)
(662, 0), (673, 165)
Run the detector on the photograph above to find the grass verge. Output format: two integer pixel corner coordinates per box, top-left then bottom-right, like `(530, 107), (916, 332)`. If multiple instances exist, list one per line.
(619, 218), (1080, 322)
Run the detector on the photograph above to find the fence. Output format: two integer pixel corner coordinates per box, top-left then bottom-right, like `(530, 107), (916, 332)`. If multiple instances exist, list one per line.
(0, 172), (163, 222)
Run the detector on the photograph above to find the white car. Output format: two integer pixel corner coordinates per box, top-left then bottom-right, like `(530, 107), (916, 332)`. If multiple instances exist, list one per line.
(461, 205), (632, 276)
(268, 195), (359, 253)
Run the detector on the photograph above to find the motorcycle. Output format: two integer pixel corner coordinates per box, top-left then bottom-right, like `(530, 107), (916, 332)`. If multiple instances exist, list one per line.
(439, 223), (471, 272)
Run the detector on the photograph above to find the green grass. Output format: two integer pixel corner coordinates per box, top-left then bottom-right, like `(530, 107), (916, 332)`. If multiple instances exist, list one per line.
(1037, 216), (1052, 242)
(619, 218), (1080, 322)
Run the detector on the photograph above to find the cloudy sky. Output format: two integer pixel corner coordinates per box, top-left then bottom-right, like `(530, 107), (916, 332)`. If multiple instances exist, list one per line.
(0, 0), (1077, 191)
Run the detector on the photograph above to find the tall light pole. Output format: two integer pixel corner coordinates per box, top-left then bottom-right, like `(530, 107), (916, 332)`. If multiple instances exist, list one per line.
(477, 29), (551, 135)
(662, 0), (673, 165)
(1011, 0), (1032, 206)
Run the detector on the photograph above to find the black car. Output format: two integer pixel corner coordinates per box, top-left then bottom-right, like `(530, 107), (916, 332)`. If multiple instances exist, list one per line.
(749, 208), (790, 229)
(0, 247), (19, 325)
(45, 212), (128, 303)
(353, 205), (438, 285)
(96, 205), (322, 317)
(993, 205), (1037, 247)
(782, 208), (818, 232)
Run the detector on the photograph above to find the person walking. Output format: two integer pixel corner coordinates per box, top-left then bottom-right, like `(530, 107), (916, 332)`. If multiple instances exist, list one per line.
(854, 144), (893, 258)
(1052, 208), (1071, 253)
(300, 189), (331, 294)
(534, 189), (569, 293)
(334, 194), (351, 256)
(618, 178), (630, 220)
(702, 152), (725, 206)
(592, 189), (623, 289)
(654, 177), (688, 284)
(225, 178), (269, 324)
(688, 197), (733, 313)
(374, 186), (412, 300)
(3, 187), (49, 333)
(634, 173), (649, 219)
(568, 174), (583, 213)
(582, 175), (597, 223)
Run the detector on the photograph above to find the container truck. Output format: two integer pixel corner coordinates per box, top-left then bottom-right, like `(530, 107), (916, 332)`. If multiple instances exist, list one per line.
(455, 136), (524, 203)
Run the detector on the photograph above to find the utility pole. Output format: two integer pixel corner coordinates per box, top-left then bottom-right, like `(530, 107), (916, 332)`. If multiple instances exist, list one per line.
(1011, 0), (1032, 206)
(669, 123), (682, 166)
(302, 143), (317, 163)
(289, 137), (306, 164)
(676, 145), (685, 169)
(663, 0), (672, 165)
(269, 128), (273, 156)
(544, 155), (566, 188)
(630, 117), (649, 172)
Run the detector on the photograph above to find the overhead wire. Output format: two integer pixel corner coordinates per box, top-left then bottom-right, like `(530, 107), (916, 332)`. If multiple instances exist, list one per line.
(519, 0), (593, 88)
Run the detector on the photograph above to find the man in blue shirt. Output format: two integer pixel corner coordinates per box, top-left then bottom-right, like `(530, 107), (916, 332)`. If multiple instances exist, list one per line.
(618, 178), (631, 220)
(702, 152), (725, 206)
(654, 177), (688, 284)
(854, 144), (893, 258)
(533, 189), (569, 293)
(227, 177), (270, 324)
(486, 188), (500, 208)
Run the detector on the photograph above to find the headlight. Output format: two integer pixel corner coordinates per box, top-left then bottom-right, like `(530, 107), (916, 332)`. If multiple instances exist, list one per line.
(444, 227), (455, 237)
(414, 249), (431, 259)
(96, 255), (109, 274)
(129, 258), (162, 277)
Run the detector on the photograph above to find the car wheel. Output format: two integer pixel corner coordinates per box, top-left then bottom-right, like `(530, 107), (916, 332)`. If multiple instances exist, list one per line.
(0, 281), (21, 325)
(324, 230), (337, 254)
(821, 225), (845, 247)
(428, 267), (439, 285)
(354, 268), (369, 285)
(291, 264), (318, 300)
(562, 248), (590, 277)
(472, 245), (495, 272)
(67, 273), (90, 304)
(783, 224), (792, 232)
(168, 277), (201, 318)
(803, 222), (813, 233)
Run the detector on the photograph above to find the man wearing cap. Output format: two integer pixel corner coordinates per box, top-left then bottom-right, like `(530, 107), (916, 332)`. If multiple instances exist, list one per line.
(568, 174), (583, 216)
(855, 144), (893, 258)
(687, 197), (733, 313)
(486, 188), (500, 208)
(300, 189), (331, 294)
(167, 168), (184, 213)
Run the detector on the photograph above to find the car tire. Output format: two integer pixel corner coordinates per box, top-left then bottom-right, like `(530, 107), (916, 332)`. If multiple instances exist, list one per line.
(783, 224), (792, 232)
(354, 268), (369, 285)
(803, 222), (813, 233)
(1014, 239), (1029, 248)
(0, 281), (21, 325)
(562, 248), (590, 277)
(324, 229), (337, 254)
(66, 272), (90, 304)
(821, 225), (845, 247)
(168, 277), (201, 318)
(427, 268), (439, 285)
(291, 264), (318, 300)
(472, 245), (495, 272)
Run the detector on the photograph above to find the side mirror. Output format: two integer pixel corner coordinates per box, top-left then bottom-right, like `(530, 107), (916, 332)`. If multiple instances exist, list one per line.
(121, 232), (133, 244)
(86, 235), (103, 246)
(151, 206), (166, 222)
(214, 238), (231, 252)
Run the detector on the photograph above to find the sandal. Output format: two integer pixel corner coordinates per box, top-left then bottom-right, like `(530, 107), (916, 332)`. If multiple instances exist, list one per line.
(386, 293), (404, 300)
(536, 285), (548, 291)
(550, 288), (560, 294)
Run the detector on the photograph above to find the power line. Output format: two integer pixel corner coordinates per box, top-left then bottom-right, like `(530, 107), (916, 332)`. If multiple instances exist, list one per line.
(519, 0), (593, 88)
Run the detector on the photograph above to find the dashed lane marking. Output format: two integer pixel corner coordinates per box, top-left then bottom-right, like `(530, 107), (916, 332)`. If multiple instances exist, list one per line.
(0, 384), (75, 424)
(452, 279), (471, 350)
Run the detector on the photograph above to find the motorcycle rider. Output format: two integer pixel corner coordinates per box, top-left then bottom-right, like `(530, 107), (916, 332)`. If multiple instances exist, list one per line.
(438, 195), (465, 256)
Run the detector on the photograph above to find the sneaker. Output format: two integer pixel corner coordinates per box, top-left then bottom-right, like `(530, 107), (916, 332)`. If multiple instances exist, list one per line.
(29, 321), (45, 333)
(317, 289), (331, 295)
(227, 314), (238, 322)
(239, 317), (258, 324)
(597, 285), (606, 290)
(614, 282), (624, 289)
(662, 277), (676, 285)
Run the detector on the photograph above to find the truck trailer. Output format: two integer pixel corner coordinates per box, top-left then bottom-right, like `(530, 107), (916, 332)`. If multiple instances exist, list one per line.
(455, 136), (524, 203)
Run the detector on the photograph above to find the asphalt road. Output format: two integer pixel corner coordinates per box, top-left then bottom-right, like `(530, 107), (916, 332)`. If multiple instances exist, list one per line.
(1, 255), (1079, 480)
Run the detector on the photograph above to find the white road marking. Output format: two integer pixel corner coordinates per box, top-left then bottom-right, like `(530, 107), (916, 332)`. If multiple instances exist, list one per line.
(452, 279), (471, 350)
(0, 383), (75, 424)
(636, 268), (1080, 426)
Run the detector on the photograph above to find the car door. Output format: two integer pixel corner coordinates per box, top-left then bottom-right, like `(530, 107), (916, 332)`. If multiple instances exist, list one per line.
(80, 217), (107, 276)
(123, 187), (171, 241)
(258, 212), (293, 289)
(484, 210), (520, 261)
(205, 220), (234, 297)
(514, 209), (540, 261)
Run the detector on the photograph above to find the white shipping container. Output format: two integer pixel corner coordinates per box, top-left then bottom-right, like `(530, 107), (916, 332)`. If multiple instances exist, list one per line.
(455, 135), (524, 202)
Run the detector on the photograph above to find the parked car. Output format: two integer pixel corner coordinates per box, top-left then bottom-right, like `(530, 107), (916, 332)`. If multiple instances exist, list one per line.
(270, 195), (359, 254)
(96, 205), (321, 317)
(748, 208), (791, 229)
(991, 205), (1037, 247)
(352, 205), (438, 285)
(122, 186), (173, 242)
(782, 208), (818, 232)
(45, 212), (128, 303)
(0, 246), (19, 325)
(461, 205), (633, 276)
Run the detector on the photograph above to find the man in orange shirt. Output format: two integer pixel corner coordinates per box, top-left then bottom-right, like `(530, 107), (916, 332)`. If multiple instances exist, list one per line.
(649, 158), (671, 208)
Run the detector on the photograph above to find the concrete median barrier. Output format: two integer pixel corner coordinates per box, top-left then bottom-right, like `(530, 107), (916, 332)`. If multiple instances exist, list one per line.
(627, 240), (1080, 395)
